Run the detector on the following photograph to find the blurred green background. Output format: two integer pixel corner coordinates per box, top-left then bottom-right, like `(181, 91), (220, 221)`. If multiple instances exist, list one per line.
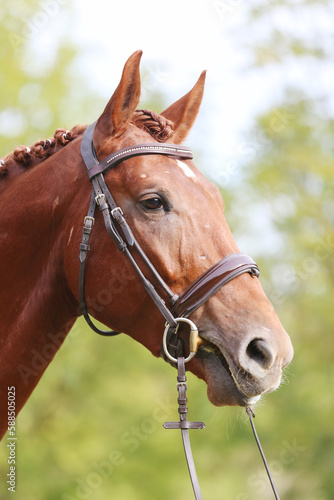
(0, 1), (333, 499)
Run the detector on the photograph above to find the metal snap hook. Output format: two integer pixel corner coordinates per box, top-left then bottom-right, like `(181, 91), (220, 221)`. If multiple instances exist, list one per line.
(163, 317), (200, 364)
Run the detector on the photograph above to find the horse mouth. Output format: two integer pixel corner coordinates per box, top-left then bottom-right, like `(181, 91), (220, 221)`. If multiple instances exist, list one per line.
(197, 338), (262, 407)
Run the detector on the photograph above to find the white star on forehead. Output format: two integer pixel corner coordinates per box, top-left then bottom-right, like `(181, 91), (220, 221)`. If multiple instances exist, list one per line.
(176, 160), (198, 181)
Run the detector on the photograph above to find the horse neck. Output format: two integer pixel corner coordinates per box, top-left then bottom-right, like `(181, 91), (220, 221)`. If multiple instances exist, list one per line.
(0, 139), (85, 434)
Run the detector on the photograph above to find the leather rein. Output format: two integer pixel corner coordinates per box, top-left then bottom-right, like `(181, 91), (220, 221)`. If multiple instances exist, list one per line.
(78, 122), (280, 500)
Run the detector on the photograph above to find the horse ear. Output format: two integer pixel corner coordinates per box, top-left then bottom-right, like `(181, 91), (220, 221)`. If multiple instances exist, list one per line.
(161, 71), (206, 143)
(94, 51), (142, 147)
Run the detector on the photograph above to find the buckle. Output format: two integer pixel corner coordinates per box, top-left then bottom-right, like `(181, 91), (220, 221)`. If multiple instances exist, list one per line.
(84, 216), (95, 226)
(111, 206), (123, 219)
(95, 193), (106, 205)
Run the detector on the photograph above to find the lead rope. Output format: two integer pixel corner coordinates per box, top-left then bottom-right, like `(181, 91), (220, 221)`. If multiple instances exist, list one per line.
(164, 358), (281, 500)
(246, 407), (280, 500)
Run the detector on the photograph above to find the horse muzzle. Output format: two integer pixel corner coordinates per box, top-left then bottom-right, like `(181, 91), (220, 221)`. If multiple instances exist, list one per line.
(191, 318), (294, 407)
(161, 253), (293, 407)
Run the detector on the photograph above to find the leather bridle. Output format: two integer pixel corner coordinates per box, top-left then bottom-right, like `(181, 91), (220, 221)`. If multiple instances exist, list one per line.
(79, 121), (259, 345)
(78, 122), (281, 500)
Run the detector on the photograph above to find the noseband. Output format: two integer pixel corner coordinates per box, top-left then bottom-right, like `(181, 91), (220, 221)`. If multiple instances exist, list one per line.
(79, 122), (259, 351)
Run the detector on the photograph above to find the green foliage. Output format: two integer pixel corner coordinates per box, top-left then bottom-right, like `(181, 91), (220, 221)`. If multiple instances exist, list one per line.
(239, 94), (334, 499)
(0, 0), (103, 156)
(219, 2), (334, 497)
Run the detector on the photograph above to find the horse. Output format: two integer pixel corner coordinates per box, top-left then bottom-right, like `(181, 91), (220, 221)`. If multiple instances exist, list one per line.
(0, 51), (293, 441)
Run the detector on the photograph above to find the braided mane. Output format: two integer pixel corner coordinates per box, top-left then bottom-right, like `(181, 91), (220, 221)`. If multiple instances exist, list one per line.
(0, 124), (86, 178)
(0, 109), (174, 179)
(132, 109), (174, 142)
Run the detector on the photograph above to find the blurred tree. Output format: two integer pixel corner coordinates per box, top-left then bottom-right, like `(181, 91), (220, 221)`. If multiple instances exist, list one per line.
(238, 93), (334, 499)
(217, 1), (334, 498)
(0, 0), (103, 157)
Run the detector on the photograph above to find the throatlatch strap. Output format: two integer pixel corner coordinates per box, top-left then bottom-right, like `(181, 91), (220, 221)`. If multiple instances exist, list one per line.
(78, 191), (121, 337)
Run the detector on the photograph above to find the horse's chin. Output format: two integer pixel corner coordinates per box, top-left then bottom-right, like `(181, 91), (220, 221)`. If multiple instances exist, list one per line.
(200, 350), (262, 407)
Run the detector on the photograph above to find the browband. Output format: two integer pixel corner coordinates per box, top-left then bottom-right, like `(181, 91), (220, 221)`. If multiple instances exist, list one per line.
(88, 143), (193, 180)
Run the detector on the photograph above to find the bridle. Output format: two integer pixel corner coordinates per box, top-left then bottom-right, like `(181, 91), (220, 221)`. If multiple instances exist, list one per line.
(78, 122), (280, 499)
(79, 121), (259, 339)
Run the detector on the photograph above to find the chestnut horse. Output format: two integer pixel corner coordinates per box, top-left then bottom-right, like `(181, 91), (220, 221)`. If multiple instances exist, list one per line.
(0, 51), (293, 440)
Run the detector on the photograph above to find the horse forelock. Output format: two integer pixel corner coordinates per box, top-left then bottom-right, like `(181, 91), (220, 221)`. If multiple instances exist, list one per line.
(0, 109), (175, 181)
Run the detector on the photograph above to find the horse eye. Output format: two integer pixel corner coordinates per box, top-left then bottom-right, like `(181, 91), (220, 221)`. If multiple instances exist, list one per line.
(140, 197), (163, 211)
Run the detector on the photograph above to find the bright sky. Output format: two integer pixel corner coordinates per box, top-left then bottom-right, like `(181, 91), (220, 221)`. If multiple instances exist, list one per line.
(15, 0), (332, 253)
(68, 0), (281, 180)
(23, 0), (332, 183)
(69, 0), (332, 179)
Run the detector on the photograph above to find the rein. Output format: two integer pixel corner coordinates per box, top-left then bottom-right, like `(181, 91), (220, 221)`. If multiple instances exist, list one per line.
(79, 122), (280, 499)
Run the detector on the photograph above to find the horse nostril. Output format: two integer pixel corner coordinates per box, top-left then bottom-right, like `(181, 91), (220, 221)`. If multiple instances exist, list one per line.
(246, 338), (275, 370)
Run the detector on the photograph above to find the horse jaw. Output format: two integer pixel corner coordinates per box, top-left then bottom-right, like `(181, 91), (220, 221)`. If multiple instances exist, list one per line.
(203, 353), (262, 407)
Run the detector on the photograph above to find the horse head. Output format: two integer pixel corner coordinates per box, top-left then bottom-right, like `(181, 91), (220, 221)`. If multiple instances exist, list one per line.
(64, 51), (293, 407)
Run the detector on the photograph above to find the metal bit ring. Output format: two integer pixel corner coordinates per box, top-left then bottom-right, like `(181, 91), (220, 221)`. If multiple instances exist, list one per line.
(163, 317), (199, 364)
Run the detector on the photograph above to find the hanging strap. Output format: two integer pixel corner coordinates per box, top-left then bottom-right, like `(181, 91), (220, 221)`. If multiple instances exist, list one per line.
(163, 357), (205, 500)
(246, 407), (281, 500)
